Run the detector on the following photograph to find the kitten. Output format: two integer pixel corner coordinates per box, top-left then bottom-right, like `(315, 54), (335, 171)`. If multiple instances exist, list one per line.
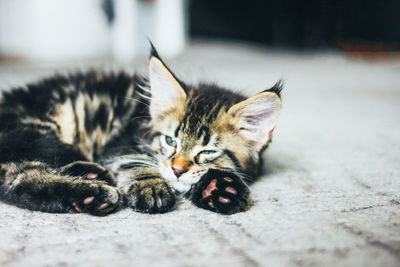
(0, 45), (282, 215)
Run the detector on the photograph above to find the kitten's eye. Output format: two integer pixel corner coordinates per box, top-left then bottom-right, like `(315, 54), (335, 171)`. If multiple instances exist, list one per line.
(165, 136), (177, 148)
(200, 150), (216, 155)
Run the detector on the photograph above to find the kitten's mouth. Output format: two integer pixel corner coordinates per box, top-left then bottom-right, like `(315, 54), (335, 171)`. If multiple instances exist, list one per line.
(170, 181), (191, 193)
(168, 175), (194, 193)
(158, 161), (203, 193)
(164, 174), (199, 193)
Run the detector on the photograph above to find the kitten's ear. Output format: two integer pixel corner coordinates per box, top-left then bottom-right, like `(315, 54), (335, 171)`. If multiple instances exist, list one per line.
(228, 88), (282, 150)
(148, 49), (186, 118)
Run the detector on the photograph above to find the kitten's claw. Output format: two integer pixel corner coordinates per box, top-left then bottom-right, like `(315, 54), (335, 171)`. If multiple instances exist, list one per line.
(190, 169), (250, 214)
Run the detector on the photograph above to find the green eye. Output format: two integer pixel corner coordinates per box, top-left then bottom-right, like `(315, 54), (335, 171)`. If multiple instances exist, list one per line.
(165, 136), (177, 148)
(201, 150), (216, 155)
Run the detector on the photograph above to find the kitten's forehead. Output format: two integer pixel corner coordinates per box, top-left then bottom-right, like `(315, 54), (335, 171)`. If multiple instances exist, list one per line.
(175, 85), (244, 136)
(176, 118), (213, 150)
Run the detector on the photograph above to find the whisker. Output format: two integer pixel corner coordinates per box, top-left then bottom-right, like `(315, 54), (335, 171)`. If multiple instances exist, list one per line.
(123, 96), (150, 107)
(137, 83), (152, 94)
(136, 92), (151, 100)
(128, 115), (152, 123)
(237, 172), (255, 184)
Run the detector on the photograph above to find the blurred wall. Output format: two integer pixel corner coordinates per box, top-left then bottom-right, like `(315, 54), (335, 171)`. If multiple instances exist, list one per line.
(0, 0), (110, 61)
(190, 0), (400, 51)
(0, 0), (187, 63)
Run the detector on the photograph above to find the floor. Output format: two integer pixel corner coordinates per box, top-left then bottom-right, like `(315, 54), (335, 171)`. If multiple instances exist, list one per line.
(0, 41), (399, 267)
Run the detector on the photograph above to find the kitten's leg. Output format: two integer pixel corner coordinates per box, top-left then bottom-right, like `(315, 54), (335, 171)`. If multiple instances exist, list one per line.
(60, 161), (117, 185)
(0, 127), (122, 214)
(188, 169), (251, 215)
(120, 168), (176, 213)
(110, 156), (176, 213)
(0, 161), (122, 215)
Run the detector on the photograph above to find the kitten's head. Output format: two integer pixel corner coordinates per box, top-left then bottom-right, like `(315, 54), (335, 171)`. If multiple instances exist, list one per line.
(146, 48), (282, 192)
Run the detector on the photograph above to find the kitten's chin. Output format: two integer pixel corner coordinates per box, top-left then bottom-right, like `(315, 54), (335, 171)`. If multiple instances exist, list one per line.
(169, 174), (203, 194)
(169, 181), (191, 193)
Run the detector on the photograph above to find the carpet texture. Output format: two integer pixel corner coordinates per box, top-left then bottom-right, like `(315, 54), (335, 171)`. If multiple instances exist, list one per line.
(0, 42), (399, 267)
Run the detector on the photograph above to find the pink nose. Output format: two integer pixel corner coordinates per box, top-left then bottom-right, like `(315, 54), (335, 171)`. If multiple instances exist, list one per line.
(171, 166), (188, 178)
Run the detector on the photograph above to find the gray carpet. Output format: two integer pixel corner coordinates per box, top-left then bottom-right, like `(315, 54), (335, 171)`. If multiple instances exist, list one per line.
(0, 42), (399, 267)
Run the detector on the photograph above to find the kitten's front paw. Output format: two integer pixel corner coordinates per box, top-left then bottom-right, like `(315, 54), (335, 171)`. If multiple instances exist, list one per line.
(60, 161), (116, 185)
(190, 169), (250, 214)
(126, 178), (176, 213)
(69, 183), (123, 216)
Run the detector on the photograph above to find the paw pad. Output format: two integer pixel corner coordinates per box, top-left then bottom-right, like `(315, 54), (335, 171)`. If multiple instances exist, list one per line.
(223, 177), (233, 182)
(225, 186), (237, 195)
(97, 203), (109, 210)
(218, 196), (231, 204)
(201, 176), (237, 204)
(74, 205), (83, 213)
(84, 196), (95, 205)
(61, 161), (116, 185)
(202, 179), (218, 198)
(86, 173), (98, 180)
(191, 169), (251, 214)
(70, 184), (122, 215)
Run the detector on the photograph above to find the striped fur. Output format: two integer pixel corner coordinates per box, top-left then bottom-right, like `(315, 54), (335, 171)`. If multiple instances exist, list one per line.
(0, 48), (282, 215)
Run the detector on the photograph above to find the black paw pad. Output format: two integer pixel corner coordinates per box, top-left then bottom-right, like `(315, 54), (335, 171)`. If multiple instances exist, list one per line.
(190, 169), (250, 215)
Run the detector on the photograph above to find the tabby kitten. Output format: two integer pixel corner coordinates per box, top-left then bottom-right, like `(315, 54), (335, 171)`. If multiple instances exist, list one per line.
(0, 46), (282, 215)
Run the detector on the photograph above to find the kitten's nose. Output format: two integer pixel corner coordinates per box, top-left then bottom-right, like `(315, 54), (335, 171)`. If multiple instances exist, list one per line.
(171, 156), (193, 178)
(171, 166), (188, 178)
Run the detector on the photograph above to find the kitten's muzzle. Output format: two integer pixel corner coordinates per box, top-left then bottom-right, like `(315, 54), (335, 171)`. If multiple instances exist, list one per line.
(171, 156), (193, 178)
(171, 165), (187, 178)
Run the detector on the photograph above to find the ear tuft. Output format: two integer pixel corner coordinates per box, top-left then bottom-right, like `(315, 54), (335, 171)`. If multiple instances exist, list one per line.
(263, 80), (283, 98)
(228, 91), (282, 150)
(149, 40), (161, 60)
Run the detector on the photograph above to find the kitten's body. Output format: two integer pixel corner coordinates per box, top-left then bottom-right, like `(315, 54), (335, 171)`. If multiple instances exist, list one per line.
(0, 48), (282, 215)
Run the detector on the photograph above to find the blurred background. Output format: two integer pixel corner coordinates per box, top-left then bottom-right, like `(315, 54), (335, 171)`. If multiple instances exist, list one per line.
(1, 0), (400, 63)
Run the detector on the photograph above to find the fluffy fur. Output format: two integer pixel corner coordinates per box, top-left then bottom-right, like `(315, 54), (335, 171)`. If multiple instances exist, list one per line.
(0, 46), (282, 215)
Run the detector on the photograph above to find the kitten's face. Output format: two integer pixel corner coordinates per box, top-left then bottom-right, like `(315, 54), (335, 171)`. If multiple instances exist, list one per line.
(147, 55), (281, 193)
(150, 99), (256, 192)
